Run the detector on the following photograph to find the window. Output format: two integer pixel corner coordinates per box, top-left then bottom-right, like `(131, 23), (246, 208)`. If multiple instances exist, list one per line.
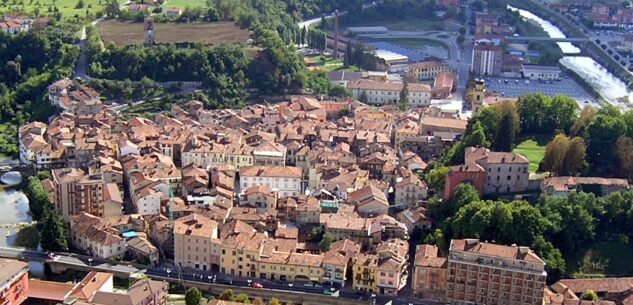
(507, 175), (511, 180)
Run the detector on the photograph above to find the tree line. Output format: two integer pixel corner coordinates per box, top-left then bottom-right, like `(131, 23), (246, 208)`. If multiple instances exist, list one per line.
(25, 175), (70, 253)
(425, 183), (633, 282)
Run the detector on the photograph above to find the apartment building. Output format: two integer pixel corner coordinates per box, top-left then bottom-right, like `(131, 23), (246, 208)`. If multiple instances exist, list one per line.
(0, 259), (28, 305)
(239, 185), (278, 213)
(253, 141), (286, 166)
(409, 60), (453, 81)
(69, 214), (126, 259)
(445, 239), (547, 305)
(353, 253), (379, 294)
(376, 239), (409, 296)
(50, 168), (122, 221)
(413, 244), (448, 302)
(181, 137), (225, 168)
(174, 214), (220, 272)
(256, 252), (323, 283)
(347, 79), (432, 106)
(239, 166), (303, 197)
(224, 143), (254, 169)
(220, 230), (269, 277)
(91, 279), (168, 305)
(394, 174), (428, 209)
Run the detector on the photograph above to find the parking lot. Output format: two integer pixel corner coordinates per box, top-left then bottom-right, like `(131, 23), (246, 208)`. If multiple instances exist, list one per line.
(484, 75), (596, 105)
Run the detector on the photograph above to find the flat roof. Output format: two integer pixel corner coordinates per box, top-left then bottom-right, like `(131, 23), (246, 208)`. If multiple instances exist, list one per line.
(521, 64), (562, 72)
(374, 49), (409, 62)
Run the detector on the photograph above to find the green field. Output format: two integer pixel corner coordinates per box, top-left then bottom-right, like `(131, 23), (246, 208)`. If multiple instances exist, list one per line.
(161, 0), (207, 9)
(0, 0), (127, 19)
(305, 55), (344, 72)
(343, 17), (445, 32)
(513, 139), (547, 172)
(571, 239), (633, 278)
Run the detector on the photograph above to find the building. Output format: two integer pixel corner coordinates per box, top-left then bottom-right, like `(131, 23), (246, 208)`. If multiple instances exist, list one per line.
(413, 244), (447, 302)
(50, 168), (120, 221)
(420, 117), (468, 136)
(253, 141), (286, 166)
(256, 252), (323, 283)
(521, 64), (562, 80)
(239, 166), (303, 197)
(91, 279), (167, 305)
(409, 61), (453, 81)
(472, 45), (503, 76)
(396, 206), (432, 232)
(445, 239), (546, 305)
(349, 184), (389, 217)
(353, 253), (378, 294)
(165, 7), (182, 18)
(67, 271), (113, 302)
(541, 177), (630, 197)
(239, 185), (278, 213)
(47, 79), (102, 114)
(0, 259), (29, 305)
(444, 147), (529, 198)
(69, 215), (127, 259)
(347, 79), (432, 106)
(394, 174), (428, 208)
(181, 138), (225, 168)
(376, 239), (408, 295)
(174, 214), (220, 272)
(2, 15), (32, 33)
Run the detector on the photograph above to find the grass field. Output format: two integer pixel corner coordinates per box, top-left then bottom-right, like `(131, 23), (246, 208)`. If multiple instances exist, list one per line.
(305, 55), (344, 72)
(0, 0), (127, 19)
(513, 139), (547, 172)
(161, 0), (207, 9)
(98, 20), (250, 45)
(343, 17), (446, 32)
(570, 239), (633, 278)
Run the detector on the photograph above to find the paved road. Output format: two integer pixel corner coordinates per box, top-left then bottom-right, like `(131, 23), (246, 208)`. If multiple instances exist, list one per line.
(505, 36), (590, 43)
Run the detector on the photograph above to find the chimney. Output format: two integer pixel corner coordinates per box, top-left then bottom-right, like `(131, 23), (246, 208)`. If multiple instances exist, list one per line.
(334, 10), (339, 59)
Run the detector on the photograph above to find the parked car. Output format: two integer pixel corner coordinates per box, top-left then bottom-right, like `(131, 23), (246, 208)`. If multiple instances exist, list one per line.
(251, 282), (263, 289)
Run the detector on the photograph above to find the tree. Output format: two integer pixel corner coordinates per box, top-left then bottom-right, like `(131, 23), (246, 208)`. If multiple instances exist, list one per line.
(616, 136), (633, 180)
(319, 234), (335, 251)
(425, 166), (451, 192)
(494, 109), (517, 151)
(399, 78), (409, 110)
(517, 93), (548, 134)
(26, 176), (50, 220)
(542, 134), (586, 176)
(547, 95), (579, 133)
(581, 290), (599, 301)
(185, 288), (202, 305)
(571, 106), (596, 137)
(329, 85), (352, 98)
(219, 290), (235, 301)
(531, 235), (565, 282)
(234, 294), (250, 304)
(586, 114), (626, 174)
(423, 229), (448, 255)
(269, 298), (281, 305)
(358, 90), (369, 103)
(252, 298), (265, 305)
(40, 202), (69, 252)
(75, 0), (84, 8)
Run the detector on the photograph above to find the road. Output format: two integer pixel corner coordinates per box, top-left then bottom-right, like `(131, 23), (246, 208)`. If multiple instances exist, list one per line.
(0, 246), (434, 305)
(297, 1), (381, 29)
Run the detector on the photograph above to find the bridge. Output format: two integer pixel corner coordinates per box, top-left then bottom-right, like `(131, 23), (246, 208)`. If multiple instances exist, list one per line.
(505, 36), (590, 43)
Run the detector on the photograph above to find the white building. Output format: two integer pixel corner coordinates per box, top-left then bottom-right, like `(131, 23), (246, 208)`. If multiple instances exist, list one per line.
(521, 64), (562, 81)
(347, 79), (431, 106)
(239, 166), (303, 197)
(132, 183), (164, 216)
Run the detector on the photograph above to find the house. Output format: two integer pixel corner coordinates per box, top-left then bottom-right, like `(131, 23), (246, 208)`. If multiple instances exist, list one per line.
(174, 214), (220, 272)
(521, 64), (562, 80)
(408, 60), (452, 81)
(353, 253), (378, 294)
(396, 206), (432, 232)
(239, 166), (303, 197)
(419, 116), (467, 136)
(253, 140), (286, 166)
(91, 279), (168, 305)
(376, 239), (408, 296)
(542, 177), (630, 197)
(69, 214), (127, 259)
(347, 79), (432, 106)
(472, 44), (503, 76)
(444, 147), (529, 199)
(126, 236), (160, 266)
(239, 185), (278, 213)
(412, 244), (447, 302)
(67, 272), (113, 302)
(349, 184), (389, 217)
(394, 174), (428, 208)
(0, 259), (29, 305)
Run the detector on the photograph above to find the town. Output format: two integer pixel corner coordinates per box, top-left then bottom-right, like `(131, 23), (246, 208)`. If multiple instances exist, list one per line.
(2, 0), (633, 305)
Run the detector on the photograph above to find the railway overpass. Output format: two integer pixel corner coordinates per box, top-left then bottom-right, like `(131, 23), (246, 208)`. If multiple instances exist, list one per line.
(505, 36), (590, 43)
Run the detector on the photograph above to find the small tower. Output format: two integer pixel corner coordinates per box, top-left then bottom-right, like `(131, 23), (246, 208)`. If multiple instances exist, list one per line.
(467, 79), (486, 112)
(144, 17), (155, 46)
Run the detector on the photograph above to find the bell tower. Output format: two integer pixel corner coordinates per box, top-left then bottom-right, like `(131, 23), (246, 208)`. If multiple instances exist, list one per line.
(144, 17), (155, 46)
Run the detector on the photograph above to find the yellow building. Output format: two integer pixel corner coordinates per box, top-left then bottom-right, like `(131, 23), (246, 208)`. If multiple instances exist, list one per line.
(257, 252), (323, 283)
(466, 79), (486, 112)
(220, 231), (268, 277)
(353, 253), (378, 293)
(173, 214), (220, 272)
(224, 143), (254, 170)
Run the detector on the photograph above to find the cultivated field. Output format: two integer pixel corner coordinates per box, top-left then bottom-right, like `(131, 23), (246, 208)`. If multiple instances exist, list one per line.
(98, 20), (250, 45)
(161, 0), (207, 9)
(0, 0), (126, 19)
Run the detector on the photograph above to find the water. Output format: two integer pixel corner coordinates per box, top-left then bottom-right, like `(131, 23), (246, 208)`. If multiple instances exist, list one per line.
(508, 5), (633, 108)
(0, 172), (22, 186)
(0, 155), (33, 248)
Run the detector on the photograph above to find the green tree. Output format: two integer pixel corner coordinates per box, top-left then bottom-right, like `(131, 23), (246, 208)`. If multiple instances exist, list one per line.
(494, 109), (518, 151)
(269, 298), (280, 305)
(616, 136), (633, 180)
(547, 95), (579, 133)
(40, 202), (69, 252)
(219, 290), (235, 301)
(319, 234), (335, 252)
(329, 85), (352, 98)
(398, 79), (409, 111)
(252, 298), (265, 305)
(26, 176), (49, 220)
(425, 166), (451, 192)
(542, 134), (586, 176)
(571, 106), (596, 137)
(517, 93), (548, 134)
(586, 114), (626, 174)
(234, 294), (250, 304)
(531, 235), (565, 282)
(185, 287), (202, 305)
(423, 229), (448, 255)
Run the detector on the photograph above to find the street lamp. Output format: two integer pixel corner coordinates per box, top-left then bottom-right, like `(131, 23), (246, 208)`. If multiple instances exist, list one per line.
(247, 279), (252, 287)
(288, 283), (293, 291)
(87, 258), (93, 266)
(208, 275), (212, 283)
(166, 269), (171, 277)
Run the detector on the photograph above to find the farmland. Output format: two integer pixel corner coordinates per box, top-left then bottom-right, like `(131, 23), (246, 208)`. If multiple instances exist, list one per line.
(0, 0), (127, 19)
(98, 20), (250, 45)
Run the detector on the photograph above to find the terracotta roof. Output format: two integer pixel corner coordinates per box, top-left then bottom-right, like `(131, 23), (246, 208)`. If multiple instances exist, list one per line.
(558, 278), (633, 294)
(543, 176), (629, 192)
(347, 79), (431, 92)
(414, 244), (447, 268)
(420, 116), (467, 131)
(349, 184), (388, 207)
(239, 166), (302, 178)
(174, 213), (218, 238)
(465, 147), (529, 164)
(450, 239), (544, 264)
(69, 271), (113, 301)
(28, 280), (74, 301)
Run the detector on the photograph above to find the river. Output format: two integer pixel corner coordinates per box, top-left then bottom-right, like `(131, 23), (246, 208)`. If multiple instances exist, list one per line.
(0, 154), (33, 248)
(509, 5), (633, 109)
